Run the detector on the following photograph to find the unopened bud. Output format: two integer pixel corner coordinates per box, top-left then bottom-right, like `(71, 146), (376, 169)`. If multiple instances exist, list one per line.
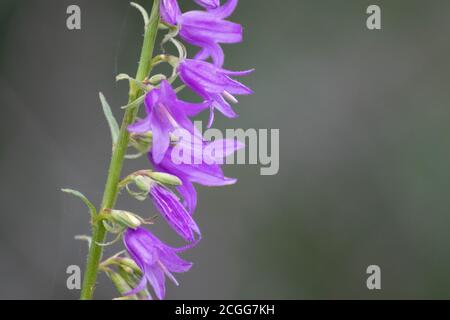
(110, 210), (142, 229)
(130, 133), (152, 154)
(106, 270), (136, 299)
(148, 74), (167, 85)
(118, 258), (142, 275)
(134, 175), (154, 193)
(148, 172), (182, 186)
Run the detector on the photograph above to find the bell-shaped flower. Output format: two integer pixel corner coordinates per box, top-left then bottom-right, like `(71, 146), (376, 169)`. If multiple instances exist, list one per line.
(128, 80), (209, 163)
(178, 58), (253, 127)
(123, 227), (194, 300)
(149, 182), (201, 242)
(161, 0), (242, 66)
(150, 136), (244, 215)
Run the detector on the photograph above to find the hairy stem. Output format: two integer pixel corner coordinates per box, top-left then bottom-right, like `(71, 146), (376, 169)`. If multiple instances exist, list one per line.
(80, 0), (160, 300)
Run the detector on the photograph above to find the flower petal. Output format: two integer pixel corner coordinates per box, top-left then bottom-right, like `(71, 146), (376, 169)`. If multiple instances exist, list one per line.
(179, 60), (227, 93)
(194, 0), (220, 10)
(203, 139), (245, 164)
(180, 13), (243, 44)
(177, 179), (198, 215)
(223, 78), (253, 95)
(212, 94), (238, 119)
(150, 185), (201, 242)
(194, 46), (212, 61)
(160, 0), (181, 25)
(128, 116), (152, 134)
(158, 248), (193, 273)
(210, 0), (238, 19)
(206, 42), (225, 67)
(150, 104), (172, 164)
(176, 99), (211, 117)
(145, 265), (166, 300)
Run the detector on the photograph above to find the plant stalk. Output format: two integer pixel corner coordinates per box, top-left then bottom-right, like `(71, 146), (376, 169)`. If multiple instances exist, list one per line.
(80, 0), (160, 300)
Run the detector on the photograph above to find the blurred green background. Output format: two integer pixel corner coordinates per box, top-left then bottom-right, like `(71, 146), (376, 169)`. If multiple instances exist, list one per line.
(1, 0), (450, 299)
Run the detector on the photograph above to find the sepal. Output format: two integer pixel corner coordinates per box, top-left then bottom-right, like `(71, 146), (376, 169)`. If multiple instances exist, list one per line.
(110, 210), (143, 229)
(61, 188), (97, 221)
(148, 172), (182, 186)
(130, 2), (150, 28)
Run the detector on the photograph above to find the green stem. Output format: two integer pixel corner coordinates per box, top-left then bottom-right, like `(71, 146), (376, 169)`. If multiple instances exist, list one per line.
(80, 0), (160, 300)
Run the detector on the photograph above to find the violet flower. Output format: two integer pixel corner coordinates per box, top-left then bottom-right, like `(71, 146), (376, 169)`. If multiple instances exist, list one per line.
(128, 80), (209, 163)
(161, 0), (242, 66)
(149, 182), (201, 243)
(151, 138), (244, 215)
(178, 58), (253, 127)
(123, 227), (194, 300)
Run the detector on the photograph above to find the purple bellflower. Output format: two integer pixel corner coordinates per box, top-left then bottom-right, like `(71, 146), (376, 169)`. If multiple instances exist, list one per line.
(161, 0), (242, 67)
(178, 58), (253, 127)
(72, 0), (252, 300)
(150, 138), (244, 215)
(128, 80), (209, 163)
(124, 227), (194, 300)
(149, 182), (201, 243)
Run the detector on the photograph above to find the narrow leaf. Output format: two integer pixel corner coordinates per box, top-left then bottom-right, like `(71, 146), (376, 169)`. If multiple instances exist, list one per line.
(74, 235), (92, 248)
(116, 73), (133, 82)
(99, 92), (120, 144)
(121, 94), (145, 110)
(62, 188), (97, 219)
(116, 74), (149, 92)
(130, 2), (150, 27)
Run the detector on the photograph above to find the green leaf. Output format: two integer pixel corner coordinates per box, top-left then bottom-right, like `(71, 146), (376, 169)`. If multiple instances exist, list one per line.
(116, 74), (149, 92)
(107, 270), (136, 300)
(61, 188), (97, 219)
(74, 235), (92, 248)
(130, 2), (150, 28)
(99, 92), (120, 144)
(121, 94), (145, 110)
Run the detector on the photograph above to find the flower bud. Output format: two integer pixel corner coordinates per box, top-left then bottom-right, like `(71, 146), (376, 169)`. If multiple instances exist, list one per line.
(134, 175), (154, 193)
(148, 74), (167, 85)
(130, 133), (152, 154)
(108, 271), (134, 297)
(118, 257), (142, 275)
(110, 210), (142, 229)
(148, 172), (182, 186)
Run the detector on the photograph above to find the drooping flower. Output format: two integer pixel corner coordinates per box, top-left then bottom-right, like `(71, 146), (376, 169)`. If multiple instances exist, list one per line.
(194, 0), (220, 10)
(128, 80), (209, 163)
(161, 0), (242, 66)
(178, 58), (253, 127)
(151, 137), (244, 215)
(123, 227), (194, 300)
(149, 182), (201, 242)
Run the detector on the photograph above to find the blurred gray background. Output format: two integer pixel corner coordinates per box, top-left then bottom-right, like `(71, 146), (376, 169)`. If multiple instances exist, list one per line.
(1, 0), (450, 299)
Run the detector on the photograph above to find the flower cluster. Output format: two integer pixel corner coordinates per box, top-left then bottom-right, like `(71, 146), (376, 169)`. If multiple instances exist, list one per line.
(83, 0), (252, 300)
